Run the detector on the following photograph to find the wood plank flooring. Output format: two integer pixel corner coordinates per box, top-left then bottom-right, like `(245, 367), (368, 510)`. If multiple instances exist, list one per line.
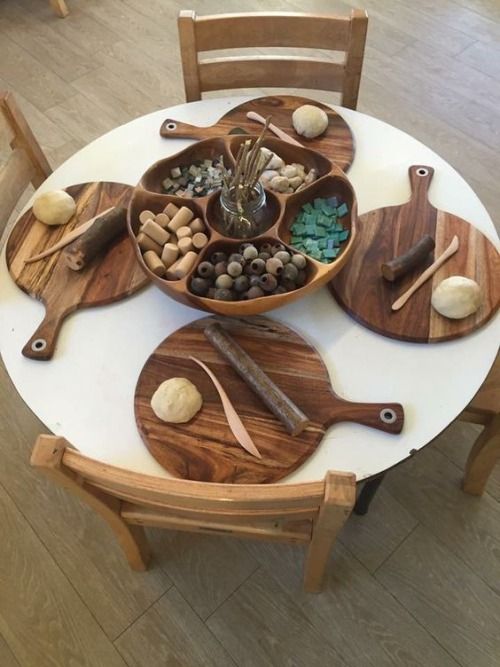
(0, 1), (499, 665)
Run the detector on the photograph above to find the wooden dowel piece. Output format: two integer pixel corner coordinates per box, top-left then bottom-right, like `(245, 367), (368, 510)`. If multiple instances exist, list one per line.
(168, 206), (194, 232)
(382, 235), (435, 282)
(62, 207), (126, 271)
(204, 323), (310, 436)
(143, 251), (166, 276)
(137, 232), (162, 255)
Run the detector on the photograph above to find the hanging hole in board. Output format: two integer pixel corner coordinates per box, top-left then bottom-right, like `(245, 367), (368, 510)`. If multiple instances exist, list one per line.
(417, 168), (428, 176)
(32, 338), (47, 352)
(166, 122), (177, 131)
(380, 408), (397, 424)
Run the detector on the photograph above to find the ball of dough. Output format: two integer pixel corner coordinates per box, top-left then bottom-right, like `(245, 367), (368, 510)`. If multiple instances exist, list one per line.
(292, 105), (329, 139)
(33, 190), (76, 226)
(151, 377), (203, 423)
(431, 276), (482, 319)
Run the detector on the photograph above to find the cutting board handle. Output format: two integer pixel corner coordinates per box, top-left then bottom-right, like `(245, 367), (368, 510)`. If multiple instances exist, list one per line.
(22, 305), (64, 361)
(408, 165), (434, 201)
(159, 118), (205, 139)
(326, 400), (405, 434)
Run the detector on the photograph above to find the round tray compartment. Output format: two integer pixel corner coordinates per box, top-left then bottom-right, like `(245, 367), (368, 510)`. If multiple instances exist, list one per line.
(128, 136), (358, 315)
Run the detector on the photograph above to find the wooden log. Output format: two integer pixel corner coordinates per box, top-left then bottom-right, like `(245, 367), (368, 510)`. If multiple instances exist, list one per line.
(204, 322), (310, 436)
(381, 234), (435, 282)
(62, 207), (126, 271)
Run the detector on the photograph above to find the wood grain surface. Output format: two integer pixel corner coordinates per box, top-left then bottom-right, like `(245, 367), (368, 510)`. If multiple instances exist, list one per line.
(6, 182), (148, 360)
(159, 95), (355, 173)
(134, 316), (404, 484)
(330, 165), (500, 343)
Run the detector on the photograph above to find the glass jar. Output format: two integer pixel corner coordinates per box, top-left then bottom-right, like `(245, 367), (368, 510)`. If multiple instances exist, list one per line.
(219, 182), (267, 239)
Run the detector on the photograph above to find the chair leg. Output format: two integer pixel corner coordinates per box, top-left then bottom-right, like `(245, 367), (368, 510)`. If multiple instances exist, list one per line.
(50, 0), (69, 18)
(354, 473), (385, 515)
(303, 471), (356, 593)
(31, 435), (151, 570)
(463, 414), (500, 496)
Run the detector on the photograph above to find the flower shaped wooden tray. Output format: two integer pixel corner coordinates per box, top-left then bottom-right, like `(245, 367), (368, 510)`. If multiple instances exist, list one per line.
(127, 136), (357, 315)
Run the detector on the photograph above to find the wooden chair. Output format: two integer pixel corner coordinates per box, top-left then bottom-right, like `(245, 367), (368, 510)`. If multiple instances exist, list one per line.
(178, 9), (369, 109)
(0, 91), (52, 235)
(31, 434), (356, 592)
(461, 354), (500, 495)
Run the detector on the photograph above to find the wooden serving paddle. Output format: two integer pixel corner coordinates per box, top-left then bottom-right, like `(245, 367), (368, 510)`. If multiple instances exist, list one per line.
(6, 182), (148, 360)
(330, 165), (500, 343)
(134, 316), (404, 484)
(159, 95), (355, 172)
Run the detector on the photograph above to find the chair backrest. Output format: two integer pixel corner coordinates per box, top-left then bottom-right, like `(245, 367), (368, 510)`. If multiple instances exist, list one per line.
(178, 9), (368, 109)
(32, 435), (356, 591)
(0, 91), (51, 232)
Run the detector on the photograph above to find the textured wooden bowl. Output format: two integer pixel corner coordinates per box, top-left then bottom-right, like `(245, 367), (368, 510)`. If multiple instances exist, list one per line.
(127, 136), (357, 316)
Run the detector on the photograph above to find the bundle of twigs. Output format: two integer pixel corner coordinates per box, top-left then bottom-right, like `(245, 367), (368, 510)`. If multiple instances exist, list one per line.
(221, 117), (273, 234)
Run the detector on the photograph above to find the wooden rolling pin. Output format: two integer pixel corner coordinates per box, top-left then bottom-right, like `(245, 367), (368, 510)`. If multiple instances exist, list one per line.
(62, 207), (127, 271)
(204, 322), (310, 436)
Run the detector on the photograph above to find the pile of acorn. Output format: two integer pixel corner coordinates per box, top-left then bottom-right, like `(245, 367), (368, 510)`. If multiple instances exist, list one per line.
(189, 241), (308, 301)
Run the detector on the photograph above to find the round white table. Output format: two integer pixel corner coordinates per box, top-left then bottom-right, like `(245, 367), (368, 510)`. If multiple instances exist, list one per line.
(1, 96), (498, 483)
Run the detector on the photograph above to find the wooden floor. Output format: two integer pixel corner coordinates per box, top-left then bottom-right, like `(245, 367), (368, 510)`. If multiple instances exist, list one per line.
(1, 1), (499, 666)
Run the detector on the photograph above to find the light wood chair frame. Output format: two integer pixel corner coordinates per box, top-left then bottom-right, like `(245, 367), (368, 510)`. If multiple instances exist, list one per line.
(50, 0), (69, 18)
(178, 9), (368, 109)
(0, 90), (52, 233)
(31, 435), (356, 592)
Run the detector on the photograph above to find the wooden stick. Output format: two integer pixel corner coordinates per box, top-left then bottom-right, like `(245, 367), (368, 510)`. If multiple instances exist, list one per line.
(391, 235), (459, 311)
(381, 234), (435, 282)
(246, 111), (304, 147)
(189, 356), (262, 459)
(24, 207), (113, 264)
(204, 323), (310, 436)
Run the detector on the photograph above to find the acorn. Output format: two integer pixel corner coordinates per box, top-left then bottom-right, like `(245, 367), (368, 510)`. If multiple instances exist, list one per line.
(197, 261), (214, 278)
(215, 274), (234, 289)
(259, 273), (278, 292)
(190, 277), (210, 296)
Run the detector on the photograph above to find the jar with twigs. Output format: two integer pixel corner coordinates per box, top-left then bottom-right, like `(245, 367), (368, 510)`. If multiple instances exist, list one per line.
(219, 119), (274, 238)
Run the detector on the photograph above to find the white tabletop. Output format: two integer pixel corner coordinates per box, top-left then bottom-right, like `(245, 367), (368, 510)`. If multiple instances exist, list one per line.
(0, 96), (498, 483)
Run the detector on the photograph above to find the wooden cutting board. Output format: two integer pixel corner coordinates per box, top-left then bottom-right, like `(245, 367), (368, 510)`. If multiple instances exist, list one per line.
(330, 165), (500, 343)
(159, 95), (355, 172)
(6, 182), (148, 360)
(134, 316), (404, 484)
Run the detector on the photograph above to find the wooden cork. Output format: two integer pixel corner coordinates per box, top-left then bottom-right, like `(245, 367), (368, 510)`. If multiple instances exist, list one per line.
(154, 212), (170, 229)
(192, 232), (208, 250)
(166, 251), (198, 280)
(168, 206), (194, 232)
(177, 237), (193, 255)
(165, 202), (179, 218)
(137, 232), (162, 255)
(161, 243), (179, 268)
(176, 225), (193, 240)
(143, 250), (166, 277)
(142, 219), (170, 245)
(189, 218), (205, 233)
(139, 210), (155, 225)
(204, 322), (310, 436)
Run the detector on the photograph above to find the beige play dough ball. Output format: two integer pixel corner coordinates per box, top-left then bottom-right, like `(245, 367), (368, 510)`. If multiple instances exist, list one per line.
(151, 377), (203, 423)
(292, 104), (329, 139)
(431, 276), (482, 319)
(33, 190), (76, 226)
